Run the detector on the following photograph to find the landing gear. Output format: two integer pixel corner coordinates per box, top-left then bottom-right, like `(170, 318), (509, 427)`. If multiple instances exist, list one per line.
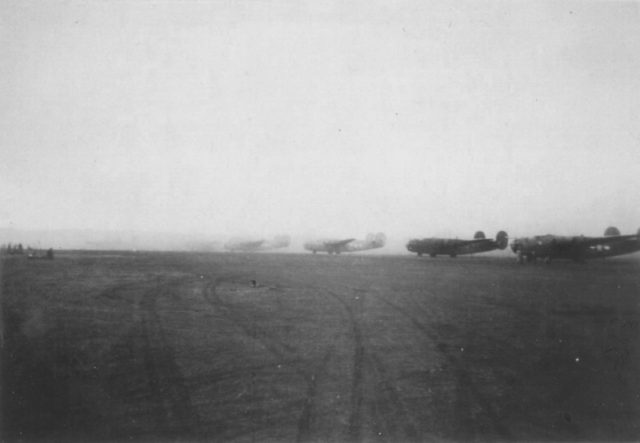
(430, 253), (437, 258)
(517, 251), (536, 264)
(449, 253), (457, 258)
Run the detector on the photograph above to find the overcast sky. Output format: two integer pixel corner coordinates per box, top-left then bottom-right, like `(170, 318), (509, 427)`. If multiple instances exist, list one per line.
(2, 0), (639, 244)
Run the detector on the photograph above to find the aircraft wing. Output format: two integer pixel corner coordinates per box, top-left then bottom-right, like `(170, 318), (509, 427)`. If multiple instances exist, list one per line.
(226, 239), (265, 251)
(579, 233), (638, 246)
(459, 238), (493, 246)
(324, 238), (356, 247)
(536, 234), (638, 255)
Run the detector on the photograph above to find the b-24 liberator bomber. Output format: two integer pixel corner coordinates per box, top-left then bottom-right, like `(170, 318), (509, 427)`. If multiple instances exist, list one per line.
(304, 232), (386, 254)
(511, 226), (640, 264)
(406, 231), (509, 258)
(225, 235), (290, 252)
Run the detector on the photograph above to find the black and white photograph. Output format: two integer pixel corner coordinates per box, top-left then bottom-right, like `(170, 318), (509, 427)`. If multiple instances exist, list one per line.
(1, 1), (639, 441)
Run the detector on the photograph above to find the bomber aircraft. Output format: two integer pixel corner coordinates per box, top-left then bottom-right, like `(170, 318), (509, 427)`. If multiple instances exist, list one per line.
(225, 235), (290, 252)
(304, 232), (386, 254)
(511, 226), (640, 264)
(406, 231), (508, 258)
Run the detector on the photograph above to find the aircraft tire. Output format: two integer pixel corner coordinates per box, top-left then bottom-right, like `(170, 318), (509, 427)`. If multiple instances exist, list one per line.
(449, 254), (457, 258)
(429, 253), (436, 258)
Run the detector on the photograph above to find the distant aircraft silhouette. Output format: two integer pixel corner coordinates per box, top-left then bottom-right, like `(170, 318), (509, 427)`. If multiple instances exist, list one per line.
(406, 231), (508, 258)
(225, 235), (290, 252)
(511, 226), (640, 263)
(304, 233), (386, 254)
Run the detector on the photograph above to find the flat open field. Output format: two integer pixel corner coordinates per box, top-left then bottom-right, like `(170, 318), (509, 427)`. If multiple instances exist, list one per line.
(2, 251), (639, 442)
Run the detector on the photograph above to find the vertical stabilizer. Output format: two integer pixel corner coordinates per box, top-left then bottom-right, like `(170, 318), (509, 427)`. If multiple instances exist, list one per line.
(495, 231), (509, 249)
(604, 226), (621, 237)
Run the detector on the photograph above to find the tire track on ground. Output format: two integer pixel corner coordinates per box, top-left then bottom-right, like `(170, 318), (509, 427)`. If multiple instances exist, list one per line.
(295, 347), (333, 443)
(202, 276), (334, 443)
(137, 276), (200, 438)
(367, 351), (420, 442)
(380, 294), (513, 440)
(325, 290), (365, 442)
(329, 285), (421, 443)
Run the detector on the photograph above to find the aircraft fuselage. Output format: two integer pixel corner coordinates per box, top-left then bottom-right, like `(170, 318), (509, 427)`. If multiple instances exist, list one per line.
(304, 233), (386, 254)
(407, 238), (498, 257)
(225, 235), (290, 252)
(407, 231), (508, 258)
(511, 229), (640, 263)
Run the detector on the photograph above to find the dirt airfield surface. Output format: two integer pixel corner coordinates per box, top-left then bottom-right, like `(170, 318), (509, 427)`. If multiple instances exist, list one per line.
(2, 251), (639, 442)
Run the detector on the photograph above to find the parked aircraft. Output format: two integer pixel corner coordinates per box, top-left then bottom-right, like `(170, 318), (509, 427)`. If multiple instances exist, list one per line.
(225, 235), (290, 252)
(304, 233), (386, 254)
(511, 226), (640, 264)
(406, 231), (509, 258)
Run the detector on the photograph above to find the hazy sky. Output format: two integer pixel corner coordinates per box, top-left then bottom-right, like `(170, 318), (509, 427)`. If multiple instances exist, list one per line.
(2, 0), (639, 243)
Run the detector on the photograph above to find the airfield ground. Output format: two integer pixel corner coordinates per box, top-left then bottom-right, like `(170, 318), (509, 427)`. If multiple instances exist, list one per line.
(1, 251), (639, 442)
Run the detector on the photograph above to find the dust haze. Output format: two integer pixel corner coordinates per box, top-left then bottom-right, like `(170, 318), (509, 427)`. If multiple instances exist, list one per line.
(2, 1), (640, 251)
